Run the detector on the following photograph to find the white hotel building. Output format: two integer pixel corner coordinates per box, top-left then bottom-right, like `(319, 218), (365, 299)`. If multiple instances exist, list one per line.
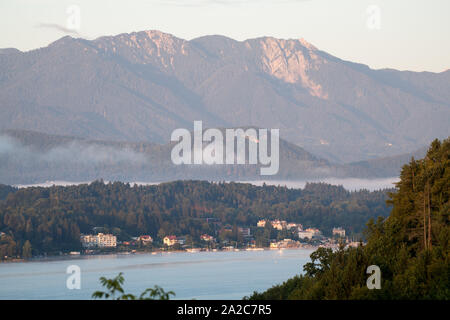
(81, 233), (117, 248)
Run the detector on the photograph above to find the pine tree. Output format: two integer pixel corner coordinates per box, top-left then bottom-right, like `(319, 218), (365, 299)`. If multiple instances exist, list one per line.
(22, 240), (32, 259)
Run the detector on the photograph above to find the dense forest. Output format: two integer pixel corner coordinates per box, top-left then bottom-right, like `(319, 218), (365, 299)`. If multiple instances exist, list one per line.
(0, 184), (16, 201)
(0, 180), (391, 259)
(248, 138), (449, 299)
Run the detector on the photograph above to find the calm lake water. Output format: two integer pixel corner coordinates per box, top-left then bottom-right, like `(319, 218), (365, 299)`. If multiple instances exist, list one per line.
(0, 249), (314, 300)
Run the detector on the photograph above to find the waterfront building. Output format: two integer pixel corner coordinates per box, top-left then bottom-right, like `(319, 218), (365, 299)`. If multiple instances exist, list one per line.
(139, 235), (153, 244)
(80, 233), (117, 248)
(271, 220), (287, 230)
(257, 220), (266, 227)
(238, 227), (251, 237)
(298, 230), (314, 239)
(163, 235), (178, 246)
(200, 234), (215, 242)
(332, 227), (346, 237)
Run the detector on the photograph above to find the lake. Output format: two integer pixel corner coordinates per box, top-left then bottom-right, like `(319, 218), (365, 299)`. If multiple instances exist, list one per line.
(0, 249), (314, 300)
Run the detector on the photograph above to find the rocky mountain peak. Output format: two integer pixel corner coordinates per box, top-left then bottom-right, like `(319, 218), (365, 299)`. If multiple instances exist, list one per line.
(255, 36), (327, 98)
(0, 30), (448, 163)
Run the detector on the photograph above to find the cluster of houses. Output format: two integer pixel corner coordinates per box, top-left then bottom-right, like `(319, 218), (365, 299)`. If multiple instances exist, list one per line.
(162, 234), (217, 247)
(121, 235), (154, 246)
(257, 219), (305, 232)
(78, 221), (350, 252)
(80, 234), (155, 248)
(257, 219), (347, 241)
(80, 232), (215, 249)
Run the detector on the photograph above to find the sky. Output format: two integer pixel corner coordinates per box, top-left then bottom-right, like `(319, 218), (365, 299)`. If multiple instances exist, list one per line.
(0, 0), (449, 72)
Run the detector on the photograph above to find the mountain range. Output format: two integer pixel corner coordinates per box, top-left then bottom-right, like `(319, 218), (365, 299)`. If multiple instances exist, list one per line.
(0, 30), (448, 166)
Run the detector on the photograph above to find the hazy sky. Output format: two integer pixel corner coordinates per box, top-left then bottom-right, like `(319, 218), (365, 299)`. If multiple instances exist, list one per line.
(1, 0), (449, 72)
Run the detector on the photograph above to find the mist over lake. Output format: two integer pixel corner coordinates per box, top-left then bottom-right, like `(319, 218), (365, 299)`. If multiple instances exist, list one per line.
(241, 177), (399, 191)
(14, 177), (398, 191)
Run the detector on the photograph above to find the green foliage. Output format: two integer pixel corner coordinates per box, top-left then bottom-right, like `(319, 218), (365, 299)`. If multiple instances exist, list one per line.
(22, 240), (32, 259)
(92, 272), (175, 300)
(0, 180), (391, 258)
(138, 286), (175, 300)
(303, 247), (334, 277)
(0, 184), (17, 201)
(248, 138), (450, 300)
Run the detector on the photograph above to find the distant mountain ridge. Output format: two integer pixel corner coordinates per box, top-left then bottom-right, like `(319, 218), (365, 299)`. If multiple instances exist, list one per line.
(340, 146), (428, 178)
(0, 30), (449, 163)
(0, 128), (330, 184)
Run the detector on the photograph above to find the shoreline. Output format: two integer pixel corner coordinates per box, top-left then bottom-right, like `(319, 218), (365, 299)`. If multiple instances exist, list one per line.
(0, 246), (319, 265)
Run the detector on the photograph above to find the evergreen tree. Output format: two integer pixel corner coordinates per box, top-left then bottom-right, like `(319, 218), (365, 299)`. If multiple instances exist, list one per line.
(22, 240), (32, 259)
(248, 137), (450, 300)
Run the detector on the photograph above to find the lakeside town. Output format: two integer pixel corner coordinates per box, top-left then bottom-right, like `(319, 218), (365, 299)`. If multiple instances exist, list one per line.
(0, 218), (363, 262)
(72, 219), (362, 257)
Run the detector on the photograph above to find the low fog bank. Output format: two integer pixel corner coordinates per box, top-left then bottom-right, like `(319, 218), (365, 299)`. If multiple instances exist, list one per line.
(1, 133), (405, 186)
(0, 134), (152, 184)
(14, 177), (398, 192)
(0, 135), (147, 165)
(242, 177), (399, 192)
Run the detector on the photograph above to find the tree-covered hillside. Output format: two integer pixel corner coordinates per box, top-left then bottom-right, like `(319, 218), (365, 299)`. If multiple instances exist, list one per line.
(0, 184), (17, 201)
(248, 138), (449, 300)
(0, 180), (390, 258)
